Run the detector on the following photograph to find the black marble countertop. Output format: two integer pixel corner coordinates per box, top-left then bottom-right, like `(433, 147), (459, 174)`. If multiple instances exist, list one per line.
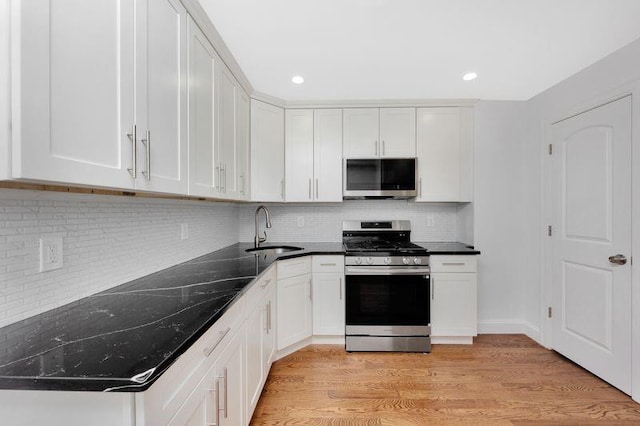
(0, 240), (475, 392)
(0, 242), (342, 392)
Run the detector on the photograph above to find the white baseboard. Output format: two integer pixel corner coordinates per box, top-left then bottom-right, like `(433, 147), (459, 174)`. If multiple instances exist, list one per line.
(478, 319), (542, 344)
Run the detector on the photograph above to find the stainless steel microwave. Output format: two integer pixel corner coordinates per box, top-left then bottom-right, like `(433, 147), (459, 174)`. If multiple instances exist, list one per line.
(343, 158), (417, 199)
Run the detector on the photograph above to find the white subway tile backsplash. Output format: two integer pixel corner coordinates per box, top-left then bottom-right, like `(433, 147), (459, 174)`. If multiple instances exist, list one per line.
(238, 200), (459, 242)
(0, 189), (239, 328)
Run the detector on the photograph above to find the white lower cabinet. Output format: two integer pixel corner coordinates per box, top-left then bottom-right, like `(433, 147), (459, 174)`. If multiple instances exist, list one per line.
(311, 256), (345, 336)
(245, 270), (276, 420)
(430, 256), (478, 343)
(277, 257), (313, 350)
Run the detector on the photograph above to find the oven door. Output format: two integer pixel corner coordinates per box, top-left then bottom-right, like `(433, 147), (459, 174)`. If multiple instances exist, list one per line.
(345, 266), (430, 336)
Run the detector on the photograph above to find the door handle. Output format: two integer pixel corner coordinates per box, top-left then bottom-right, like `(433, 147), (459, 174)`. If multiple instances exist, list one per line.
(127, 125), (137, 178)
(608, 254), (627, 265)
(141, 130), (151, 180)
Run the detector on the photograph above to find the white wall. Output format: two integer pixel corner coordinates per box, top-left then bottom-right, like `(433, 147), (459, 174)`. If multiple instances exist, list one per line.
(473, 100), (529, 333)
(238, 200), (459, 243)
(0, 190), (238, 327)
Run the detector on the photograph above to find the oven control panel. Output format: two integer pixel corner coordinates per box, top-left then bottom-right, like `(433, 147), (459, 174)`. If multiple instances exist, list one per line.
(345, 256), (430, 266)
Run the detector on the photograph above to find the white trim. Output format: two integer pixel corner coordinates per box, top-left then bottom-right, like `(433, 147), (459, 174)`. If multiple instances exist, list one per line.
(284, 98), (479, 109)
(432, 336), (473, 345)
(311, 335), (345, 345)
(478, 319), (541, 343)
(631, 83), (640, 403)
(0, 0), (10, 179)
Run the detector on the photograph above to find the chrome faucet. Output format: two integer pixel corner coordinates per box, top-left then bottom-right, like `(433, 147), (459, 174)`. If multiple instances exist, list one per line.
(254, 205), (272, 248)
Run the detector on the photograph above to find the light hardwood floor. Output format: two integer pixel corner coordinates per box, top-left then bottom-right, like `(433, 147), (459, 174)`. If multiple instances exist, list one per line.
(250, 335), (640, 425)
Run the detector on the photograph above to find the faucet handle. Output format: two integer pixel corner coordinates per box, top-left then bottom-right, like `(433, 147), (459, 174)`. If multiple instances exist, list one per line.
(259, 231), (267, 244)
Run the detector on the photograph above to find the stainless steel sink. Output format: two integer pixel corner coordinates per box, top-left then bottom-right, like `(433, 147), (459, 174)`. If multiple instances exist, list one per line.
(245, 245), (303, 255)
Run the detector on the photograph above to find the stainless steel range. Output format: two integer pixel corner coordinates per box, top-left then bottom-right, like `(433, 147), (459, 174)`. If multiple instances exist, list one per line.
(343, 220), (431, 352)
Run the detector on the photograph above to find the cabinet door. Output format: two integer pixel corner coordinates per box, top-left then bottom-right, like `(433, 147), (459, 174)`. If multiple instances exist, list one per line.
(135, 0), (188, 194)
(285, 109), (314, 202)
(251, 100), (285, 201)
(236, 89), (251, 199)
(379, 108), (416, 157)
(312, 272), (345, 335)
(277, 273), (312, 350)
(342, 109), (379, 158)
(215, 330), (245, 426)
(313, 109), (343, 202)
(416, 107), (474, 202)
(245, 303), (265, 420)
(430, 272), (477, 337)
(187, 17), (220, 198)
(168, 362), (216, 426)
(217, 64), (238, 197)
(13, 0), (135, 188)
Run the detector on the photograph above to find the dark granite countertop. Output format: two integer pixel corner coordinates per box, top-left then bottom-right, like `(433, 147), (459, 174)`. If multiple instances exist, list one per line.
(0, 242), (342, 392)
(0, 240), (475, 392)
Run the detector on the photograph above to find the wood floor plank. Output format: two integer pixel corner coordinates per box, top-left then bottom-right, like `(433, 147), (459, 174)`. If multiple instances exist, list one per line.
(251, 335), (640, 425)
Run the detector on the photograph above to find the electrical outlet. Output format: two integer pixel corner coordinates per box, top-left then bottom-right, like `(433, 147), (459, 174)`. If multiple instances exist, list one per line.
(39, 236), (63, 272)
(426, 215), (435, 227)
(181, 223), (189, 240)
(297, 216), (304, 228)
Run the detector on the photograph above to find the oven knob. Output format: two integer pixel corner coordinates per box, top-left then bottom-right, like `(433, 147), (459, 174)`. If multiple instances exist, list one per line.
(402, 257), (410, 265)
(355, 257), (363, 265)
(414, 257), (422, 265)
(366, 257), (374, 265)
(384, 257), (392, 265)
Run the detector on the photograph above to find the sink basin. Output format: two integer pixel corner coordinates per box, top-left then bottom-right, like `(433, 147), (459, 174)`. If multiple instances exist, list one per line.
(245, 245), (303, 255)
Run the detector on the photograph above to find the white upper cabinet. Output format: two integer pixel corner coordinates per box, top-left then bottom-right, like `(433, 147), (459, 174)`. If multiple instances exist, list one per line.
(11, 0), (188, 193)
(187, 18), (249, 201)
(285, 109), (314, 202)
(416, 107), (474, 202)
(379, 108), (416, 157)
(285, 109), (343, 202)
(343, 108), (415, 158)
(187, 17), (220, 198)
(11, 0), (136, 189)
(135, 0), (188, 194)
(251, 100), (285, 202)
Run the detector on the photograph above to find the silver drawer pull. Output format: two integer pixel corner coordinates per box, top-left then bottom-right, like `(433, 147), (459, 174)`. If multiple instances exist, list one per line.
(442, 262), (466, 266)
(260, 278), (272, 288)
(320, 263), (337, 266)
(203, 327), (231, 357)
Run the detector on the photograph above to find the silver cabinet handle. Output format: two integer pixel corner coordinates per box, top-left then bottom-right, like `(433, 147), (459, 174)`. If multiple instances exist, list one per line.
(141, 130), (151, 180)
(315, 178), (319, 199)
(374, 140), (378, 156)
(203, 327), (231, 357)
(222, 367), (228, 419)
(339, 277), (342, 300)
(214, 378), (221, 425)
(260, 278), (272, 288)
(609, 254), (627, 265)
(281, 179), (285, 200)
(127, 125), (137, 178)
(308, 178), (312, 199)
(431, 278), (435, 300)
(309, 278), (312, 300)
(207, 387), (218, 426)
(240, 174), (245, 195)
(442, 262), (466, 266)
(220, 163), (226, 193)
(215, 164), (221, 190)
(382, 140), (385, 156)
(320, 263), (337, 266)
(419, 177), (423, 197)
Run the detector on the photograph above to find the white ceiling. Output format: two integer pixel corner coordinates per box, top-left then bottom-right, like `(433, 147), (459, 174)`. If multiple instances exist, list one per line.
(200, 0), (640, 101)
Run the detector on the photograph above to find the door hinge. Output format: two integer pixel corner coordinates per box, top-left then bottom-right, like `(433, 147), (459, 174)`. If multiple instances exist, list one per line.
(548, 144), (553, 155)
(547, 225), (552, 236)
(548, 307), (552, 318)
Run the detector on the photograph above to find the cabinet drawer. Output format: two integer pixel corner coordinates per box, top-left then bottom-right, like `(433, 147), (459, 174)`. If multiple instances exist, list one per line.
(430, 255), (477, 273)
(142, 297), (245, 425)
(277, 256), (312, 280)
(312, 255), (344, 273)
(246, 264), (276, 314)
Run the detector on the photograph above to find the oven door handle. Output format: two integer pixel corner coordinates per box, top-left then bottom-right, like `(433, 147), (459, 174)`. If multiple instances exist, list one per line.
(345, 266), (431, 276)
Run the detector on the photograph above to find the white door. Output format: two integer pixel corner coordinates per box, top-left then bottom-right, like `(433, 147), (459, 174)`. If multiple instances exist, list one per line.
(342, 108), (379, 158)
(314, 109), (343, 202)
(285, 109), (314, 201)
(551, 96), (632, 394)
(136, 0), (188, 193)
(215, 330), (245, 426)
(379, 108), (416, 157)
(312, 272), (345, 335)
(14, 0), (135, 188)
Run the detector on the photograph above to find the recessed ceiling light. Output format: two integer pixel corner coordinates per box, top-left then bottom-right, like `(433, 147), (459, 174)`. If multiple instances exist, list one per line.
(291, 75), (305, 84)
(462, 72), (478, 81)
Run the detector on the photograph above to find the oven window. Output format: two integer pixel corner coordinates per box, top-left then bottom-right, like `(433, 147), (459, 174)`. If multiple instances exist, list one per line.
(345, 274), (429, 326)
(381, 159), (416, 191)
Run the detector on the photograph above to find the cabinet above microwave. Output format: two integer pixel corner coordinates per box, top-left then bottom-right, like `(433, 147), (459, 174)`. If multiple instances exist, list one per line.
(343, 158), (417, 199)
